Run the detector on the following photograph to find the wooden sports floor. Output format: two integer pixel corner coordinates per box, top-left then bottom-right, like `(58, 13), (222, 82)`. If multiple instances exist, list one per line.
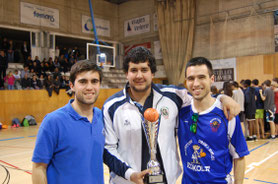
(0, 125), (278, 184)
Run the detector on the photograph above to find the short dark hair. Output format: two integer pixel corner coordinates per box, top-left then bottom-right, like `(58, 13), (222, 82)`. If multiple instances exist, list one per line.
(251, 79), (259, 85)
(123, 46), (156, 73)
(273, 78), (278, 83)
(244, 79), (251, 87)
(70, 60), (103, 84)
(264, 80), (271, 87)
(185, 57), (213, 77)
(231, 81), (239, 88)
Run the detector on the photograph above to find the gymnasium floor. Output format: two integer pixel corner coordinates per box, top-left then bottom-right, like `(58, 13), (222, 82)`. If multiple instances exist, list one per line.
(0, 125), (278, 184)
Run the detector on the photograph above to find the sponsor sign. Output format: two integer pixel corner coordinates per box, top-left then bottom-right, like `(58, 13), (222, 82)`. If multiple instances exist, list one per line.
(20, 2), (59, 29)
(82, 15), (110, 37)
(124, 15), (150, 37)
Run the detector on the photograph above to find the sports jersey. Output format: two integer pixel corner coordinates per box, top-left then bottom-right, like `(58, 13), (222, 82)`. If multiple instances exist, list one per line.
(178, 99), (249, 184)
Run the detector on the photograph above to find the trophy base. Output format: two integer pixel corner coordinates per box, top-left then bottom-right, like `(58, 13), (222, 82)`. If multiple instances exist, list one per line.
(144, 174), (165, 184)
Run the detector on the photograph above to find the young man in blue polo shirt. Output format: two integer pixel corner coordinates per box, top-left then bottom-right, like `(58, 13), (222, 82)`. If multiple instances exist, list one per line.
(178, 57), (249, 184)
(32, 60), (142, 184)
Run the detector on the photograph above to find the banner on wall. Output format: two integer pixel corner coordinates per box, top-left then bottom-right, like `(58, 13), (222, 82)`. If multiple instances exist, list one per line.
(124, 15), (150, 37)
(124, 42), (151, 56)
(20, 2), (59, 29)
(211, 58), (236, 90)
(82, 15), (110, 37)
(154, 40), (162, 59)
(274, 10), (278, 52)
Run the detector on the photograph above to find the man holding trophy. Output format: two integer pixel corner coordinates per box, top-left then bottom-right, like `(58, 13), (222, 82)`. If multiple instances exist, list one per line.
(103, 47), (241, 184)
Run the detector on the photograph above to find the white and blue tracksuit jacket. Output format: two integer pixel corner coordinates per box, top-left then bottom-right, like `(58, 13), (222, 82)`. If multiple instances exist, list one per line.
(103, 83), (191, 184)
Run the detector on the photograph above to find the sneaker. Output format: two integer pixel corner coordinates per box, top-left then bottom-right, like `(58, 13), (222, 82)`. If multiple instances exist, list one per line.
(253, 137), (258, 141)
(246, 137), (254, 141)
(267, 136), (276, 139)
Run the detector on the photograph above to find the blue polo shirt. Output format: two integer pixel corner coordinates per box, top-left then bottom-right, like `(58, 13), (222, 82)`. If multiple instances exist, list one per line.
(32, 99), (105, 184)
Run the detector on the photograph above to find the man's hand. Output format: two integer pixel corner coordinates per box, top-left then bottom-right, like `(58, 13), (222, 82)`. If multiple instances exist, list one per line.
(220, 95), (240, 120)
(130, 169), (151, 184)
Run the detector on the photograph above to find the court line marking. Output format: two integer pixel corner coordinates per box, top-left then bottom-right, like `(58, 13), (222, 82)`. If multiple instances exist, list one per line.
(0, 135), (36, 141)
(245, 150), (278, 174)
(253, 179), (278, 184)
(249, 141), (269, 152)
(0, 159), (32, 175)
(0, 137), (25, 141)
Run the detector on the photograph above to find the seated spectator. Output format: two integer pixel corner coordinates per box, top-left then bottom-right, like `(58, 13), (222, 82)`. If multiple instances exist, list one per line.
(33, 61), (41, 75)
(48, 58), (55, 72)
(25, 55), (33, 67)
(43, 62), (50, 73)
(20, 66), (30, 79)
(59, 74), (66, 89)
(40, 62), (46, 76)
(53, 57), (60, 69)
(21, 73), (31, 89)
(29, 68), (36, 78)
(13, 69), (22, 89)
(53, 67), (60, 80)
(38, 74), (45, 89)
(53, 75), (60, 95)
(34, 56), (41, 65)
(31, 75), (40, 89)
(4, 71), (15, 90)
(72, 46), (80, 59)
(45, 75), (54, 97)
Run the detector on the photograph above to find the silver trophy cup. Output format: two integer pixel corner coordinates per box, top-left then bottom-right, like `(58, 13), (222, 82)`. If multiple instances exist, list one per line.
(143, 108), (165, 184)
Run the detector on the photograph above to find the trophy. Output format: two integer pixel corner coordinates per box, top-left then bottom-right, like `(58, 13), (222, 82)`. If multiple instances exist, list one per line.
(142, 108), (165, 184)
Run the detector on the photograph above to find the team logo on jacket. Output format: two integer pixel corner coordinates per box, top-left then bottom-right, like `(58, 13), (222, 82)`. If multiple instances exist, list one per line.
(124, 119), (130, 126)
(160, 107), (169, 119)
(209, 118), (221, 132)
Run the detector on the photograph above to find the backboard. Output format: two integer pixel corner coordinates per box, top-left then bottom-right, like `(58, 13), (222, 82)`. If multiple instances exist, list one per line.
(86, 43), (115, 67)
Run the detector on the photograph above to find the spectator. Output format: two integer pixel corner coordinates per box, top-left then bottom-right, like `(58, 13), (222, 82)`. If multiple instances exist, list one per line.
(252, 79), (265, 139)
(24, 55), (33, 67)
(223, 81), (233, 97)
(7, 40), (15, 62)
(45, 75), (54, 97)
(244, 79), (257, 141)
(0, 50), (8, 88)
(2, 37), (9, 53)
(13, 69), (22, 89)
(31, 75), (40, 89)
(20, 66), (30, 79)
(272, 78), (278, 137)
(4, 71), (15, 90)
(231, 81), (246, 137)
(53, 75), (60, 95)
(261, 80), (276, 139)
(210, 85), (219, 98)
(55, 46), (60, 58)
(38, 74), (45, 89)
(34, 56), (41, 65)
(53, 57), (60, 69)
(72, 46), (80, 59)
(21, 41), (30, 62)
(21, 73), (31, 89)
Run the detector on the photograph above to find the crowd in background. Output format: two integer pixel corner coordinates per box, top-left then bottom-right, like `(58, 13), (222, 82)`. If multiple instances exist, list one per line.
(0, 37), (82, 97)
(212, 78), (278, 140)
